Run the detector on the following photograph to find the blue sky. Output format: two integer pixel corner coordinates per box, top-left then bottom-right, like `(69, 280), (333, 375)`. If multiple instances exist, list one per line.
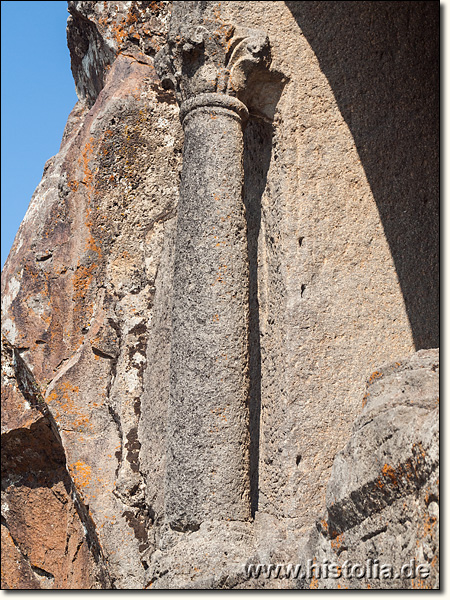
(1, 1), (78, 267)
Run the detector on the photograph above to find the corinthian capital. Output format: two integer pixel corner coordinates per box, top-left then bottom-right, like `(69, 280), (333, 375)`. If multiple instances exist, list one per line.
(154, 2), (271, 107)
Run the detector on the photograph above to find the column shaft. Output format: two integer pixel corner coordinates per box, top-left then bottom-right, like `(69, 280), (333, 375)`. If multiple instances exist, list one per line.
(166, 96), (251, 529)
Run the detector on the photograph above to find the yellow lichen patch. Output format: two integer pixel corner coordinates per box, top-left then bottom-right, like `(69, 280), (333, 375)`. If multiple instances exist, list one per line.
(47, 382), (93, 432)
(69, 460), (92, 490)
(80, 137), (95, 197)
(381, 463), (398, 486)
(367, 370), (383, 385)
(330, 533), (344, 552)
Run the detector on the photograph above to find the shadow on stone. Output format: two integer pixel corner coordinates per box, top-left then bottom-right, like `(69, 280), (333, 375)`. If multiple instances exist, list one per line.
(243, 118), (273, 516)
(285, 1), (439, 350)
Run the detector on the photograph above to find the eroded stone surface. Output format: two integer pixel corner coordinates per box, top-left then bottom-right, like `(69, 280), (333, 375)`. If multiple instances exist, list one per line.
(2, 2), (181, 588)
(153, 5), (277, 530)
(297, 349), (439, 589)
(221, 0), (439, 527)
(1, 338), (110, 589)
(67, 1), (171, 106)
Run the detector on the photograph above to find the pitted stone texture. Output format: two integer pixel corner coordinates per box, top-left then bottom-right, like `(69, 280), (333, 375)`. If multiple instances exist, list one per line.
(138, 351), (440, 590)
(1, 0), (438, 590)
(146, 513), (306, 589)
(221, 0), (438, 527)
(166, 98), (251, 529)
(155, 1), (271, 108)
(155, 2), (276, 533)
(298, 349), (439, 589)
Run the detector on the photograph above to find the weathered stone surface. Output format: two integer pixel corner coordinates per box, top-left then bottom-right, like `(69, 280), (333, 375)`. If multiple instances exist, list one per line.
(165, 97), (253, 529)
(297, 349), (439, 589)
(1, 338), (110, 589)
(1, 0), (438, 589)
(155, 1), (271, 106)
(67, 1), (171, 106)
(221, 0), (439, 527)
(2, 1), (181, 588)
(153, 4), (277, 531)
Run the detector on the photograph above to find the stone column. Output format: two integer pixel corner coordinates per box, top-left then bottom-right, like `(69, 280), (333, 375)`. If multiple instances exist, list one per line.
(155, 3), (270, 531)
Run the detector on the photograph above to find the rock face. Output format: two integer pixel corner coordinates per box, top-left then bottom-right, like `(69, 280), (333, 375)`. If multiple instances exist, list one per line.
(2, 1), (179, 588)
(1, 1), (439, 590)
(1, 337), (111, 589)
(298, 349), (439, 590)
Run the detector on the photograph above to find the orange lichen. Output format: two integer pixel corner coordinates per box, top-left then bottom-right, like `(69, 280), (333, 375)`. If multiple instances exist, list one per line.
(69, 460), (92, 490)
(85, 233), (101, 257)
(330, 533), (344, 552)
(367, 370), (383, 385)
(381, 463), (398, 486)
(362, 391), (370, 407)
(80, 137), (95, 197)
(47, 382), (93, 432)
(423, 514), (437, 537)
(374, 443), (429, 492)
(111, 21), (128, 47)
(212, 264), (228, 286)
(411, 577), (433, 590)
(72, 263), (97, 317)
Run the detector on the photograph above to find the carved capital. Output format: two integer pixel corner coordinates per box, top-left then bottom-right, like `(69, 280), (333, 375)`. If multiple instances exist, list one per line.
(155, 8), (271, 109)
